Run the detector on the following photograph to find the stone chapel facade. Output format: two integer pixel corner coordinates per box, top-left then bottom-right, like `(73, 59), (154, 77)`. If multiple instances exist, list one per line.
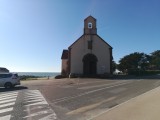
(61, 16), (113, 76)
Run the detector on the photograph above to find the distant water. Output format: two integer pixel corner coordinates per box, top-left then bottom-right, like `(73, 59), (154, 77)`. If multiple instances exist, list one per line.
(16, 72), (60, 77)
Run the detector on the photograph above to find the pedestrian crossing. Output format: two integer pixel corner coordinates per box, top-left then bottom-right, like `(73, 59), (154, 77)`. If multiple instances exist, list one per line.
(0, 90), (57, 120)
(23, 90), (57, 120)
(0, 91), (18, 120)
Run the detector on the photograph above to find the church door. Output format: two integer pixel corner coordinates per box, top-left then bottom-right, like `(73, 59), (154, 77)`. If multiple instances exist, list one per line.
(83, 54), (98, 76)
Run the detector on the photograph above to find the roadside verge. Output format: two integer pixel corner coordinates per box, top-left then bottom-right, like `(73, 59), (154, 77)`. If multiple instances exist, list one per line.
(90, 86), (160, 120)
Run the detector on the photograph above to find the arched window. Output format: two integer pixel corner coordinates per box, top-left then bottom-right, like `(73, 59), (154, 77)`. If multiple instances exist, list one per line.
(88, 22), (92, 29)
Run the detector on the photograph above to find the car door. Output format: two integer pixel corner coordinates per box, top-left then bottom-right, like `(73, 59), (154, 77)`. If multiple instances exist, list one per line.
(0, 74), (5, 87)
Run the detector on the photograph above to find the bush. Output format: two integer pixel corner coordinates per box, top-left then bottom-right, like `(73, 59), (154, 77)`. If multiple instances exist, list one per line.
(69, 73), (78, 78)
(20, 75), (39, 80)
(128, 69), (160, 76)
(144, 70), (160, 75)
(98, 73), (112, 78)
(55, 75), (66, 79)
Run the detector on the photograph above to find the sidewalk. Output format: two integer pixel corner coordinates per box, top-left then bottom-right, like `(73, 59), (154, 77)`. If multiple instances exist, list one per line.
(91, 86), (160, 120)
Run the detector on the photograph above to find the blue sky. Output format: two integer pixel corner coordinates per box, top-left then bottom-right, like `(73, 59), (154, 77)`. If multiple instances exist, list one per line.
(0, 0), (160, 72)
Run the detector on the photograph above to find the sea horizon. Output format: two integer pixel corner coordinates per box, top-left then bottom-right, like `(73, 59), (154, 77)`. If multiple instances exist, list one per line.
(14, 72), (60, 77)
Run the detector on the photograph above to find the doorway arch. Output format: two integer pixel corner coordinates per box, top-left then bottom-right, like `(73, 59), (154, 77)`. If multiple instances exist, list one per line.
(82, 54), (98, 75)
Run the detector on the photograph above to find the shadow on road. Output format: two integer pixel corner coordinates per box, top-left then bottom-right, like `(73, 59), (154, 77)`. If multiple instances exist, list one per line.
(0, 86), (28, 92)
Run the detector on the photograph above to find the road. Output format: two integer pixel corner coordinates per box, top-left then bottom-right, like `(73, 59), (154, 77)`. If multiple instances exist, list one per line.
(0, 78), (160, 120)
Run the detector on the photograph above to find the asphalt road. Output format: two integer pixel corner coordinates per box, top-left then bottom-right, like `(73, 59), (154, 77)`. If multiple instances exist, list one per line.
(1, 78), (160, 120)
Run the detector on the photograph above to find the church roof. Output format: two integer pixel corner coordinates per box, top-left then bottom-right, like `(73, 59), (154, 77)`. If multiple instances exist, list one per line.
(97, 34), (113, 49)
(68, 35), (83, 49)
(61, 50), (68, 59)
(69, 16), (112, 49)
(68, 34), (112, 49)
(84, 15), (96, 21)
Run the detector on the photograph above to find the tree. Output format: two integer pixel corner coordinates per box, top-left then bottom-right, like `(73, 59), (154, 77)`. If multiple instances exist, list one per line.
(138, 54), (151, 70)
(150, 50), (160, 70)
(112, 61), (117, 72)
(118, 52), (150, 73)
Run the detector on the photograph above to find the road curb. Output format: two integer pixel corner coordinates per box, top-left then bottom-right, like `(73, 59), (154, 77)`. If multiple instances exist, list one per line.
(88, 85), (160, 120)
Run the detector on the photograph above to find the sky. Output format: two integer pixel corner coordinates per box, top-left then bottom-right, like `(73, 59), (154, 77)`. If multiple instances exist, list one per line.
(0, 0), (160, 72)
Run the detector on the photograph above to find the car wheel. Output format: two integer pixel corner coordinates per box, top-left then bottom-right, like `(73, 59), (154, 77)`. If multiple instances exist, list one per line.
(4, 82), (13, 89)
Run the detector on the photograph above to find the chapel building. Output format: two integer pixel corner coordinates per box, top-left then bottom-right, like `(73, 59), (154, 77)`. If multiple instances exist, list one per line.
(61, 16), (113, 77)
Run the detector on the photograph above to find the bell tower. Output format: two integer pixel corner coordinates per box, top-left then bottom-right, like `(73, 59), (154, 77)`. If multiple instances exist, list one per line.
(84, 16), (97, 35)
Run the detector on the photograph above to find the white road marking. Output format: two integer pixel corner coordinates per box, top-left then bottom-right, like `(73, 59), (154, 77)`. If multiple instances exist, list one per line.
(88, 85), (160, 120)
(24, 96), (44, 100)
(67, 80), (112, 86)
(24, 96), (45, 101)
(24, 90), (57, 119)
(0, 98), (16, 104)
(78, 81), (130, 90)
(39, 113), (57, 120)
(25, 92), (42, 95)
(66, 97), (116, 115)
(0, 115), (11, 120)
(24, 99), (45, 103)
(53, 81), (132, 103)
(0, 95), (17, 101)
(0, 91), (18, 120)
(25, 90), (41, 94)
(23, 110), (50, 118)
(25, 101), (48, 106)
(0, 90), (58, 120)
(0, 102), (15, 108)
(23, 106), (44, 111)
(0, 93), (18, 98)
(0, 107), (13, 114)
(24, 90), (48, 106)
(25, 93), (42, 96)
(0, 92), (18, 96)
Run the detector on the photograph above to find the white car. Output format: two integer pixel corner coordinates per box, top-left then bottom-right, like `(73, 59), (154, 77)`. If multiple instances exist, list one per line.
(0, 73), (20, 88)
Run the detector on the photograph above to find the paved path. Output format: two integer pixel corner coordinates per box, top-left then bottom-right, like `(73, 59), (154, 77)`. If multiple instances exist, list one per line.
(1, 79), (160, 120)
(91, 86), (160, 120)
(0, 90), (57, 120)
(21, 79), (160, 120)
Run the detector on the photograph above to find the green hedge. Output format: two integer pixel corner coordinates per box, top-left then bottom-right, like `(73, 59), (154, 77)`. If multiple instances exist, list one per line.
(128, 70), (160, 75)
